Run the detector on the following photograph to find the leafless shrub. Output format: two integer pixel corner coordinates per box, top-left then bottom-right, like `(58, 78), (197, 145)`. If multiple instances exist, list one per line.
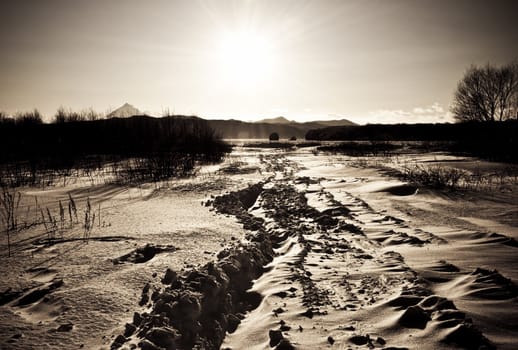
(83, 197), (95, 241)
(401, 165), (468, 189)
(53, 107), (103, 123)
(113, 154), (198, 184)
(46, 207), (58, 242)
(59, 200), (65, 230)
(68, 193), (78, 225)
(14, 109), (43, 125)
(0, 190), (21, 256)
(317, 141), (402, 157)
(0, 111), (14, 125)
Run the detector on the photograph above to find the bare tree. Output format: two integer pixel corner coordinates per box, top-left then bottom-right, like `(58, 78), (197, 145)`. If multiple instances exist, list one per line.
(510, 86), (518, 120)
(451, 61), (518, 122)
(499, 61), (518, 120)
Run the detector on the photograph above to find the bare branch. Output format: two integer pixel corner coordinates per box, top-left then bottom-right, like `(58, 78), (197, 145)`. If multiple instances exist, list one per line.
(451, 61), (518, 122)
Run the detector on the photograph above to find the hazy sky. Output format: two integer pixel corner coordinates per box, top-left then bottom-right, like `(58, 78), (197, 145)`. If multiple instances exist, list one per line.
(1, 0), (517, 124)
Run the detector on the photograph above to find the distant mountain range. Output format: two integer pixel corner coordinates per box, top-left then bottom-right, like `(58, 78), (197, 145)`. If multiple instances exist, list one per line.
(256, 116), (294, 124)
(256, 116), (355, 127)
(208, 117), (356, 139)
(106, 103), (356, 139)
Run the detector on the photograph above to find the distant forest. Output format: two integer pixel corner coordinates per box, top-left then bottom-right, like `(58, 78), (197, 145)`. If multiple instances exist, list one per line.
(0, 115), (230, 186)
(305, 121), (518, 162)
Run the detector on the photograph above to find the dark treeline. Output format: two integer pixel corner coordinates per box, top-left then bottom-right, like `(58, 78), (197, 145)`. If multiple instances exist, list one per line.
(0, 115), (230, 186)
(306, 121), (518, 162)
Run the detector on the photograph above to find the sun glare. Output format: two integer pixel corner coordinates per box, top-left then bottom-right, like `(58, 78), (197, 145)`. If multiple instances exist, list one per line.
(216, 30), (275, 87)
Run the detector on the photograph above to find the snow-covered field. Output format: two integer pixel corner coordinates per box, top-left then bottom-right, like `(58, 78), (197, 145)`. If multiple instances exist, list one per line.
(1, 146), (517, 349)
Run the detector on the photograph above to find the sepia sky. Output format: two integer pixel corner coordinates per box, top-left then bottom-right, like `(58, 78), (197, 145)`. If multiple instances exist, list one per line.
(1, 0), (517, 124)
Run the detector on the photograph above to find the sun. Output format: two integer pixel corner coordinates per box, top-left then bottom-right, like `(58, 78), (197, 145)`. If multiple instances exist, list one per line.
(216, 30), (275, 87)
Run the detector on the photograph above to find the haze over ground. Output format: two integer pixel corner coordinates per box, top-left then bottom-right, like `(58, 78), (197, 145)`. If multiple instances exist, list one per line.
(1, 0), (517, 123)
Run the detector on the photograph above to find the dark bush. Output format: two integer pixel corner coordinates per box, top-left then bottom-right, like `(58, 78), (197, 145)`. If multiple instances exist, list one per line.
(269, 132), (279, 141)
(13, 109), (43, 126)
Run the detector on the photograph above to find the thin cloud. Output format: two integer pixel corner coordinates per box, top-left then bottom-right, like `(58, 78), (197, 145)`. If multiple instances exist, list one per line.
(359, 103), (453, 124)
(413, 102), (444, 115)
